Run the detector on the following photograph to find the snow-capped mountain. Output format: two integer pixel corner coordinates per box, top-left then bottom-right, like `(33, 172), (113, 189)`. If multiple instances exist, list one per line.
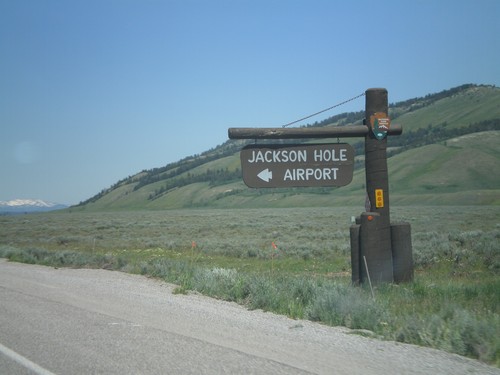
(0, 199), (68, 214)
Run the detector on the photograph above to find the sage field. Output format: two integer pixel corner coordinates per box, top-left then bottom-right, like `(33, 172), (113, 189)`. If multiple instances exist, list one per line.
(1, 206), (499, 365)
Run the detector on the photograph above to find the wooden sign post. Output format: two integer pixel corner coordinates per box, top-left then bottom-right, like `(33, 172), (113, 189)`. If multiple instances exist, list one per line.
(357, 89), (394, 284)
(228, 88), (413, 285)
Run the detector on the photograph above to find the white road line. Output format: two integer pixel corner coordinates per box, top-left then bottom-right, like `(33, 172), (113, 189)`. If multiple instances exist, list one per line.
(0, 342), (57, 375)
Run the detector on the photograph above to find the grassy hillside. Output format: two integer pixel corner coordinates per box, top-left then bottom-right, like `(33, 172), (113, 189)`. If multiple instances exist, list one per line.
(72, 84), (500, 211)
(390, 85), (500, 131)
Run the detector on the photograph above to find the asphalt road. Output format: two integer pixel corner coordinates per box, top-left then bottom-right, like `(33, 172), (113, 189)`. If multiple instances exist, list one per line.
(0, 259), (498, 375)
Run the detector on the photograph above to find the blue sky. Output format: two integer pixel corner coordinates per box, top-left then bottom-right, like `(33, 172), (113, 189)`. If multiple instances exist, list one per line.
(1, 0), (499, 205)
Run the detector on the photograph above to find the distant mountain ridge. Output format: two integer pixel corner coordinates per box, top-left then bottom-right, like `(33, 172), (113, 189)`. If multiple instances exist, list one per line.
(0, 199), (68, 214)
(71, 84), (500, 211)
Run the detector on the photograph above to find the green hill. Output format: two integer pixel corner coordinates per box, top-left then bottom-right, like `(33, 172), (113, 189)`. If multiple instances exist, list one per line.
(72, 84), (500, 211)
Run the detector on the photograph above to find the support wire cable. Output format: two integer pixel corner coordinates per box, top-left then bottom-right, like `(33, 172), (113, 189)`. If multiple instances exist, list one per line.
(281, 92), (365, 128)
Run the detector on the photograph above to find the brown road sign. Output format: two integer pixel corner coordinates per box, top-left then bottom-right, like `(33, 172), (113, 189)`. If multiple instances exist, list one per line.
(240, 143), (354, 188)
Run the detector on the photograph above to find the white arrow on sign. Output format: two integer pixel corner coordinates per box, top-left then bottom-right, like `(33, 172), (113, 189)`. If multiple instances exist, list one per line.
(257, 168), (273, 182)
